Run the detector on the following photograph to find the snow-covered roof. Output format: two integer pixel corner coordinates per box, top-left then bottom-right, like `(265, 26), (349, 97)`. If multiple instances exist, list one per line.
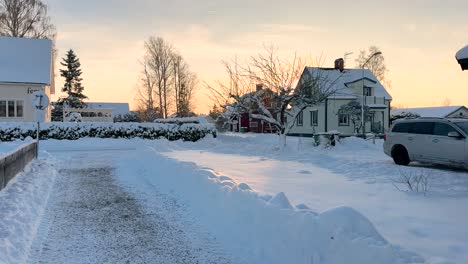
(391, 106), (465, 118)
(306, 67), (392, 100)
(86, 102), (130, 116)
(456, 45), (468, 60)
(0, 37), (53, 85)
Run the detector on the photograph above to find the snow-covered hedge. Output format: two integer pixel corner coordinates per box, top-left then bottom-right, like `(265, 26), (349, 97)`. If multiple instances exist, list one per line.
(0, 122), (216, 142)
(153, 117), (205, 125)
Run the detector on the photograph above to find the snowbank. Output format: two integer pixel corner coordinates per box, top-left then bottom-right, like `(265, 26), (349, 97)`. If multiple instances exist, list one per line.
(116, 149), (422, 264)
(0, 137), (34, 158)
(0, 157), (58, 264)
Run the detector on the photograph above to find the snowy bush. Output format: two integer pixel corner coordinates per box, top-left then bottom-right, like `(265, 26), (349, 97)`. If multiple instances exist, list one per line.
(393, 169), (431, 195)
(153, 117), (204, 125)
(66, 112), (82, 122)
(0, 122), (216, 142)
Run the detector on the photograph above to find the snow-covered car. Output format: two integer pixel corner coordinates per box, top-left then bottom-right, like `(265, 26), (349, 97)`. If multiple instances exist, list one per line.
(384, 118), (468, 168)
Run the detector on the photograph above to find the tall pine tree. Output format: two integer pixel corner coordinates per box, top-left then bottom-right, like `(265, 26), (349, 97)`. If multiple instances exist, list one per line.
(59, 49), (88, 108)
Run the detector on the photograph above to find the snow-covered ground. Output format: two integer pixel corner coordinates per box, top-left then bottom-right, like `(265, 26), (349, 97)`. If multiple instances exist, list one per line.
(1, 134), (466, 263)
(159, 133), (468, 264)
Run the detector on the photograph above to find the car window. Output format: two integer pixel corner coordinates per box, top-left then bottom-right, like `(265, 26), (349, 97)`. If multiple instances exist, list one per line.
(454, 122), (468, 135)
(392, 122), (412, 133)
(433, 123), (458, 136)
(409, 122), (433, 135)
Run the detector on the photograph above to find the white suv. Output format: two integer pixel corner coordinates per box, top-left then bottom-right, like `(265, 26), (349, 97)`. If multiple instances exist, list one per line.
(384, 118), (468, 168)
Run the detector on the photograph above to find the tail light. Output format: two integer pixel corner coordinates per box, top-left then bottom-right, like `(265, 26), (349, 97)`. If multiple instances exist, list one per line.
(384, 134), (387, 141)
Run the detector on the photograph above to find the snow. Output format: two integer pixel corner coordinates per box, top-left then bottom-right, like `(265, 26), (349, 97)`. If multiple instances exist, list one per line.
(456, 45), (468, 60)
(0, 37), (52, 85)
(2, 134), (467, 263)
(0, 138), (34, 158)
(307, 67), (392, 99)
(162, 133), (468, 264)
(0, 157), (57, 264)
(392, 106), (464, 118)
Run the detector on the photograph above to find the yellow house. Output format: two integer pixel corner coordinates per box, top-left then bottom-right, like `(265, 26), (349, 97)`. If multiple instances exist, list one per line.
(0, 37), (54, 122)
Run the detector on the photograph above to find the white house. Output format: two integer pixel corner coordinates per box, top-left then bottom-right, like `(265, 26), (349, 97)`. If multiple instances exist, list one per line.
(392, 106), (468, 119)
(0, 37), (54, 122)
(62, 102), (130, 122)
(288, 59), (392, 137)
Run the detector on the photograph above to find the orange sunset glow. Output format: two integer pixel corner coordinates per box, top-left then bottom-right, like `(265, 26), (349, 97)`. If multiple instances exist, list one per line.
(47, 0), (467, 114)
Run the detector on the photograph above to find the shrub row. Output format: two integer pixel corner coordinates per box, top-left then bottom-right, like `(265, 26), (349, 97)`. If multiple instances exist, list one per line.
(153, 117), (203, 125)
(0, 122), (217, 142)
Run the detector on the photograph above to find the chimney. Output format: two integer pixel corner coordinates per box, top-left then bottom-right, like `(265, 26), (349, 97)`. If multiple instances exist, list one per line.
(256, 83), (263, 92)
(334, 58), (344, 72)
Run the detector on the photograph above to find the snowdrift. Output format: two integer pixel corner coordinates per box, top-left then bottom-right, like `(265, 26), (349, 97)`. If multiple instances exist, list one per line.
(116, 149), (423, 264)
(0, 159), (58, 264)
(0, 122), (216, 142)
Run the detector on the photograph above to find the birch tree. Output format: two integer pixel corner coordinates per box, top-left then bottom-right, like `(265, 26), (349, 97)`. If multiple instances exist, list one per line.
(145, 36), (174, 119)
(135, 60), (161, 121)
(0, 0), (55, 39)
(173, 53), (197, 117)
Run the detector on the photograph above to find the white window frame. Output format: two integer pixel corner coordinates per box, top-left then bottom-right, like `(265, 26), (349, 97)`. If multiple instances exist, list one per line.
(364, 86), (372, 96)
(0, 99), (24, 118)
(310, 110), (318, 126)
(296, 111), (303, 126)
(338, 114), (349, 126)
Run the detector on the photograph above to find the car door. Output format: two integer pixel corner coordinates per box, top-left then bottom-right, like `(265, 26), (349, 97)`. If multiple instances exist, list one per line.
(407, 121), (434, 161)
(427, 122), (465, 164)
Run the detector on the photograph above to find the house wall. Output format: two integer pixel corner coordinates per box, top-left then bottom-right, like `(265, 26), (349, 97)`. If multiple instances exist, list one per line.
(447, 107), (468, 118)
(288, 98), (391, 137)
(0, 83), (51, 122)
(287, 103), (326, 136)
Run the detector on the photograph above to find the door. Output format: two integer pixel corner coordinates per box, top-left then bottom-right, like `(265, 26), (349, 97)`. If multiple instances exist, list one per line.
(407, 122), (434, 161)
(427, 123), (466, 164)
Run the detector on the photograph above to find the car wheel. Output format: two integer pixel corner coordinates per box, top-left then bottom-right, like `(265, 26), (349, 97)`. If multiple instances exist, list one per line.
(392, 146), (410, 166)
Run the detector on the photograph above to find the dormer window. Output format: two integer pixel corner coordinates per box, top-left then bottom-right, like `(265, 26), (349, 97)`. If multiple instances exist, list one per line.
(364, 87), (372, 96)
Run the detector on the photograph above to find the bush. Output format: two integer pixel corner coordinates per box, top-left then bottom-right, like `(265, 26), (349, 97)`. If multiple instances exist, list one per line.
(0, 122), (217, 142)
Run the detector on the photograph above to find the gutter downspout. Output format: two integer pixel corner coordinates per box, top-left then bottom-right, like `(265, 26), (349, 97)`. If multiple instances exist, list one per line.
(325, 99), (328, 132)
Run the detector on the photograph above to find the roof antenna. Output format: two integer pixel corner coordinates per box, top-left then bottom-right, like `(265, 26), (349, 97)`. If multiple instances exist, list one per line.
(344, 52), (353, 68)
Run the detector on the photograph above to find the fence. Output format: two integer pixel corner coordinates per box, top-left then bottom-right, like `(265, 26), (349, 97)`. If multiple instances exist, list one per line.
(0, 141), (37, 190)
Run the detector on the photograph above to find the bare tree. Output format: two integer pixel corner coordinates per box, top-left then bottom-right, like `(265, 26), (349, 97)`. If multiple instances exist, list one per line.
(355, 46), (390, 88)
(208, 46), (339, 147)
(0, 0), (55, 39)
(145, 36), (174, 118)
(337, 101), (371, 134)
(135, 60), (160, 121)
(173, 53), (197, 117)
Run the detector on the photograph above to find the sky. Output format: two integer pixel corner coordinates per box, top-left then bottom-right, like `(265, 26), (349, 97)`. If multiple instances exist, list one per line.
(46, 0), (468, 113)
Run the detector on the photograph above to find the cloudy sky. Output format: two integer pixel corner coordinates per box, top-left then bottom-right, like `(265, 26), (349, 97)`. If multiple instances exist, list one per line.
(46, 0), (468, 113)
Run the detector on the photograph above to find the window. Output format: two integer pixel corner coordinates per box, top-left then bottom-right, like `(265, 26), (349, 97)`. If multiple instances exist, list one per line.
(8, 101), (14, 117)
(364, 87), (372, 96)
(338, 114), (349, 126)
(409, 122), (433, 135)
(454, 122), (468, 135)
(16, 100), (23, 117)
(0, 101), (6, 117)
(310, 110), (318, 126)
(392, 122), (412, 133)
(0, 100), (24, 118)
(250, 121), (258, 128)
(296, 111), (303, 126)
(433, 123), (458, 136)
